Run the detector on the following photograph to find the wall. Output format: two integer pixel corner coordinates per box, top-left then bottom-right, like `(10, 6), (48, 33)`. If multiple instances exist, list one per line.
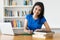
(0, 0), (4, 34)
(0, 0), (4, 23)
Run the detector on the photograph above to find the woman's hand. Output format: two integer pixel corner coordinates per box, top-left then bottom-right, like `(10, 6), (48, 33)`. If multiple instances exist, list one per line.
(34, 29), (42, 32)
(34, 29), (46, 32)
(26, 30), (33, 34)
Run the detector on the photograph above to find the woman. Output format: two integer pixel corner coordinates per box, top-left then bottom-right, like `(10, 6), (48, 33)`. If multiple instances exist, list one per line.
(24, 2), (51, 34)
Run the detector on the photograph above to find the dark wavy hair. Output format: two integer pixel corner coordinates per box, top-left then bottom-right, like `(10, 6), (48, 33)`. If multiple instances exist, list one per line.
(30, 2), (44, 18)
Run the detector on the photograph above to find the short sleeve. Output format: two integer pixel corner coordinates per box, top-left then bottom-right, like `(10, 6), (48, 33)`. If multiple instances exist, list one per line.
(25, 14), (31, 20)
(25, 15), (29, 20)
(41, 16), (46, 24)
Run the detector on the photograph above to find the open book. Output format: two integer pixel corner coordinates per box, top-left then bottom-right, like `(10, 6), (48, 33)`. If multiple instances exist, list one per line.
(32, 31), (55, 38)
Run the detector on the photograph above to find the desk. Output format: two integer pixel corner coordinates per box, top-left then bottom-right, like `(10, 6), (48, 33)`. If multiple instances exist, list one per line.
(0, 33), (60, 40)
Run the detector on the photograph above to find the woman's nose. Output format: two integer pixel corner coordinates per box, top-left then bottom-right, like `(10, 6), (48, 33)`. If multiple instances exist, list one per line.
(36, 10), (38, 13)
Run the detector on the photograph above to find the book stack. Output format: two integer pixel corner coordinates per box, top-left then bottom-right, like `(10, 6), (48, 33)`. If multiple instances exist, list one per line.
(32, 31), (55, 39)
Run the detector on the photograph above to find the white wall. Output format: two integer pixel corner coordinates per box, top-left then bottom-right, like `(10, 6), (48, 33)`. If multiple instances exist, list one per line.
(33, 0), (60, 28)
(45, 0), (60, 28)
(0, 0), (4, 33)
(0, 0), (4, 23)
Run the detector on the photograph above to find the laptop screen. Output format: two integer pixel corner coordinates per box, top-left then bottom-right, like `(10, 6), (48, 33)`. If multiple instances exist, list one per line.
(0, 23), (14, 35)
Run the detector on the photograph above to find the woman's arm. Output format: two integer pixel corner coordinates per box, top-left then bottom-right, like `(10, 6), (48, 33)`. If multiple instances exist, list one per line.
(35, 21), (51, 32)
(24, 19), (33, 34)
(44, 21), (51, 32)
(24, 19), (28, 32)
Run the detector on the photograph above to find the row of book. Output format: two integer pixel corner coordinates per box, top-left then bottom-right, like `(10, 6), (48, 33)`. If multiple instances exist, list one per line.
(11, 19), (23, 28)
(4, 9), (30, 17)
(4, 19), (23, 28)
(24, 0), (33, 5)
(32, 31), (55, 39)
(7, 0), (33, 6)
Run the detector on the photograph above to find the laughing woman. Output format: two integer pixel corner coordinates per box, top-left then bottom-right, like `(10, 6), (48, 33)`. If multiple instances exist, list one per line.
(24, 2), (51, 34)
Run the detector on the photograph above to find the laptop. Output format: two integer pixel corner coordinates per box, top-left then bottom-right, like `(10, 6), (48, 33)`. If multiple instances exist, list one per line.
(0, 23), (28, 35)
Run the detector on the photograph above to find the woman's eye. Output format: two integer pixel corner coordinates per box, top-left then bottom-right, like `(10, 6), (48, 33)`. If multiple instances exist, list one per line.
(34, 7), (41, 12)
(39, 9), (41, 11)
(35, 8), (37, 10)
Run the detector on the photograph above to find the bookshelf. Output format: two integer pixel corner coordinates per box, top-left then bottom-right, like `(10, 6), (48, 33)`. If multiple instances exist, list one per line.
(4, 0), (33, 29)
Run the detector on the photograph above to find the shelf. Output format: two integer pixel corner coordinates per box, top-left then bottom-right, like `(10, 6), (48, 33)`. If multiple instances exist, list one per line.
(4, 0), (33, 29)
(13, 27), (23, 29)
(4, 16), (25, 19)
(4, 5), (33, 8)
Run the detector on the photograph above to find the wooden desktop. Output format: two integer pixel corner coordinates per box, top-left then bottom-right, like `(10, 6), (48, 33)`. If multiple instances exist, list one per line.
(0, 33), (60, 40)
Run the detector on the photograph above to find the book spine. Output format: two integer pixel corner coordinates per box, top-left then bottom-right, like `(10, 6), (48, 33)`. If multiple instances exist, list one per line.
(24, 0), (27, 5)
(17, 11), (20, 16)
(5, 0), (9, 6)
(11, 21), (14, 27)
(9, 0), (13, 6)
(16, 20), (21, 28)
(13, 19), (17, 27)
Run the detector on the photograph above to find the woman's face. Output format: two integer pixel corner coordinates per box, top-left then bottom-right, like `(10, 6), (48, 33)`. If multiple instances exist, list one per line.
(33, 5), (41, 16)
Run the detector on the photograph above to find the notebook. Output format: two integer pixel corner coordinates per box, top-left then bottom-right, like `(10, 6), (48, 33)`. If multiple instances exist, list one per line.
(32, 31), (55, 38)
